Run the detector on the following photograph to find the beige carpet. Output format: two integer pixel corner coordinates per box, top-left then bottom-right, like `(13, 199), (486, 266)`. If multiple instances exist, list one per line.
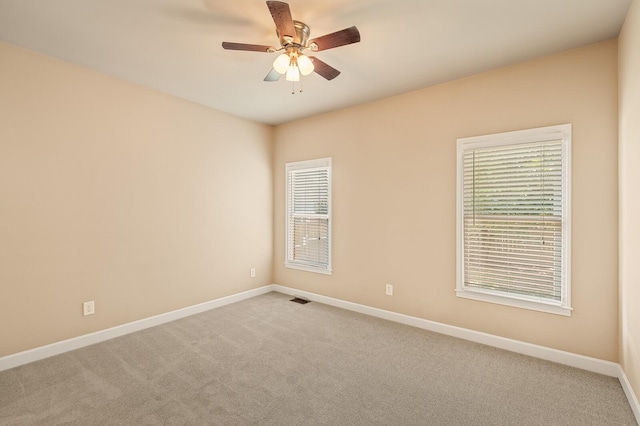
(0, 292), (636, 425)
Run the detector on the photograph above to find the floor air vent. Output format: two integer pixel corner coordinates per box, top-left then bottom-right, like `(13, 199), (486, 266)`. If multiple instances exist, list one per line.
(290, 297), (310, 305)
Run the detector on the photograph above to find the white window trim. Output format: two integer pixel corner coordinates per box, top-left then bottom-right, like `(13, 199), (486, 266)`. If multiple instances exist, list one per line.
(456, 124), (572, 316)
(285, 157), (332, 275)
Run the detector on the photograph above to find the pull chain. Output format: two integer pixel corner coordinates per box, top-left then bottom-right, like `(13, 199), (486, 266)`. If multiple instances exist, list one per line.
(289, 77), (303, 94)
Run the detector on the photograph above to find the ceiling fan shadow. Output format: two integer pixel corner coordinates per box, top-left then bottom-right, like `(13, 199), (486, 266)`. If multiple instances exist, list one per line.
(160, 6), (254, 29)
(304, 0), (391, 24)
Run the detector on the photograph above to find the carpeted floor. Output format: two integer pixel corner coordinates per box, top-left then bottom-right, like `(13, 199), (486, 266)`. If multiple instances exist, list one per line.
(0, 291), (636, 425)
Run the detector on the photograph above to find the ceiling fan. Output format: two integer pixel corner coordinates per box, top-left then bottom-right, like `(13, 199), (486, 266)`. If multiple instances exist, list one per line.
(222, 1), (361, 86)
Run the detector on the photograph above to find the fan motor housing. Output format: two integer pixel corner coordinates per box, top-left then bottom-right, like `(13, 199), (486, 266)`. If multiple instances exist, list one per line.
(278, 20), (310, 48)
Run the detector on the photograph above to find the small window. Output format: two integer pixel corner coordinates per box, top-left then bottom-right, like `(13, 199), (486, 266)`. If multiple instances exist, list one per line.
(456, 124), (571, 316)
(285, 158), (332, 274)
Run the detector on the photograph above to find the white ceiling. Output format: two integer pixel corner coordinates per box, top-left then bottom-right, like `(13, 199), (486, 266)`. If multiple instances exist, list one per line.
(0, 0), (632, 125)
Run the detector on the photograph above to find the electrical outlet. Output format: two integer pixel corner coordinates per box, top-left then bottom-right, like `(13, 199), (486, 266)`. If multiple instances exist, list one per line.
(385, 284), (393, 296)
(83, 300), (95, 316)
(250, 268), (256, 278)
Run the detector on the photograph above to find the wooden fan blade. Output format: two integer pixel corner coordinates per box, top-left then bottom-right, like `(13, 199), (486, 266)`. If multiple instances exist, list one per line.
(264, 68), (282, 82)
(309, 26), (361, 51)
(266, 1), (296, 39)
(310, 57), (341, 80)
(222, 42), (274, 52)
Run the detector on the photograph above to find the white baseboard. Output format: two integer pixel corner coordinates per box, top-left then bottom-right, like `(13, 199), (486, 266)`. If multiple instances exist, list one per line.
(2, 283), (638, 424)
(619, 365), (640, 423)
(273, 285), (620, 377)
(275, 284), (640, 422)
(0, 285), (274, 372)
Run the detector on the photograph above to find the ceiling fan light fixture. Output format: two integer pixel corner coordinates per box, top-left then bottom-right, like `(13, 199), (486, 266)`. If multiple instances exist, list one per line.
(273, 53), (291, 74)
(286, 64), (300, 82)
(297, 54), (314, 76)
(222, 2), (362, 87)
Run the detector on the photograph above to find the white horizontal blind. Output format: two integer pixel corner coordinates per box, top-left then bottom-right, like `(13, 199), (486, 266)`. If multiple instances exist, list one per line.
(286, 159), (331, 273)
(462, 139), (564, 304)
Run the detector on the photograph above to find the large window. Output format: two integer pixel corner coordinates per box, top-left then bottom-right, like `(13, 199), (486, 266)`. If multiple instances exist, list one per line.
(456, 124), (571, 316)
(285, 158), (332, 274)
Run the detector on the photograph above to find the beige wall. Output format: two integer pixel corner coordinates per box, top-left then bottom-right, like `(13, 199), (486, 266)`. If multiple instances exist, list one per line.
(0, 42), (274, 357)
(274, 40), (619, 361)
(619, 0), (640, 400)
(0, 35), (624, 365)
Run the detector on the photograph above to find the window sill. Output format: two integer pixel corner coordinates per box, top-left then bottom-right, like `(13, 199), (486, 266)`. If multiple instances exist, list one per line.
(285, 262), (332, 275)
(455, 289), (572, 316)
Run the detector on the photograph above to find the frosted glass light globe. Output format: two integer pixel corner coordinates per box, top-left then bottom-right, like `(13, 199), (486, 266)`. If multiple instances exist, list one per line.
(286, 64), (300, 82)
(273, 53), (290, 74)
(297, 54), (315, 76)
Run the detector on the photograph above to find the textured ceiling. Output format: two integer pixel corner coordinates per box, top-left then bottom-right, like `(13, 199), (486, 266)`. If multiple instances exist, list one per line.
(0, 0), (632, 125)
